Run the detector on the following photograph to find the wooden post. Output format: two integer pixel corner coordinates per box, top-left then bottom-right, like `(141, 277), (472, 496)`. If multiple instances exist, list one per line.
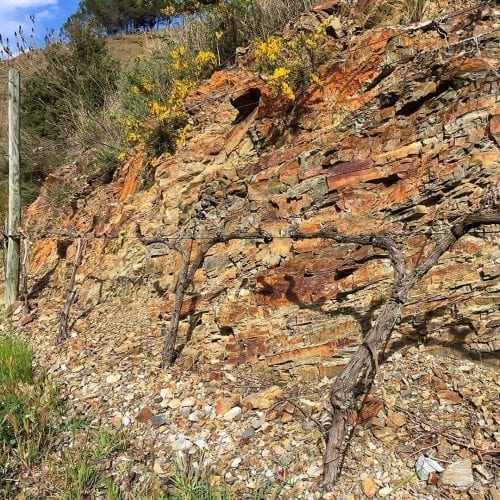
(5, 69), (21, 309)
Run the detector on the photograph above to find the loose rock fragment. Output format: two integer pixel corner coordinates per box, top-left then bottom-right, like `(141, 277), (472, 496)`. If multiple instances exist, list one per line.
(442, 459), (474, 490)
(361, 477), (378, 498)
(415, 455), (443, 481)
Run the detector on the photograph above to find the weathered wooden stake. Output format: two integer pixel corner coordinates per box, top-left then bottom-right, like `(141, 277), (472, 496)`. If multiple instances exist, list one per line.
(5, 69), (21, 309)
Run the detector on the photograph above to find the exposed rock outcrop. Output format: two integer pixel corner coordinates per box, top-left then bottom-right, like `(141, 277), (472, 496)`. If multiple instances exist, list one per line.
(20, 3), (499, 381)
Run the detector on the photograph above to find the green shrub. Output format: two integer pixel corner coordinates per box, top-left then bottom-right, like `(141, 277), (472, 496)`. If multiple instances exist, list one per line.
(172, 0), (313, 65)
(116, 38), (211, 160)
(19, 21), (119, 188)
(167, 452), (232, 500)
(22, 21), (118, 140)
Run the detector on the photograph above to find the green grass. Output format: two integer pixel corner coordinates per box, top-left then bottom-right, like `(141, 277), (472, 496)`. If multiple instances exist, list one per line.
(0, 333), (60, 474)
(0, 333), (290, 499)
(167, 452), (232, 499)
(0, 330), (131, 498)
(0, 334), (33, 388)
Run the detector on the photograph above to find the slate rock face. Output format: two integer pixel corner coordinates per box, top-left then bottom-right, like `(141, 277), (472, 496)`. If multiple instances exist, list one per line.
(22, 5), (499, 377)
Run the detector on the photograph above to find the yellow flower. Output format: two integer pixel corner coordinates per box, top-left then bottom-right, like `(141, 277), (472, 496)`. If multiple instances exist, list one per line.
(140, 78), (154, 93)
(117, 151), (127, 162)
(254, 36), (282, 63)
(162, 5), (175, 16)
(170, 59), (189, 71)
(127, 131), (141, 144)
(281, 82), (295, 101)
(148, 101), (171, 122)
(268, 67), (290, 81)
(176, 123), (193, 147)
(194, 50), (216, 69)
(170, 46), (186, 59)
(310, 74), (322, 86)
(305, 38), (317, 49)
(131, 85), (140, 94)
(168, 79), (193, 108)
(215, 30), (224, 40)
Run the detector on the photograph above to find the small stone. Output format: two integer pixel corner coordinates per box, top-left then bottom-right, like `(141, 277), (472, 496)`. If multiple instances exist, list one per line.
(153, 460), (165, 474)
(160, 388), (174, 399)
(437, 390), (463, 405)
(301, 419), (316, 430)
(251, 418), (266, 429)
(204, 405), (213, 416)
(230, 457), (241, 468)
(121, 415), (130, 426)
(106, 373), (121, 384)
(361, 477), (378, 498)
(379, 486), (392, 496)
(223, 406), (242, 421)
(188, 412), (200, 422)
(428, 472), (439, 486)
(168, 398), (182, 410)
(173, 436), (192, 451)
(442, 459), (474, 490)
(194, 439), (207, 449)
(137, 407), (154, 423)
(307, 464), (322, 478)
(112, 415), (122, 428)
(416, 455), (443, 481)
(243, 386), (283, 410)
(181, 397), (196, 408)
(20, 313), (35, 326)
(242, 428), (255, 439)
(151, 415), (168, 427)
(387, 410), (406, 428)
(474, 464), (493, 481)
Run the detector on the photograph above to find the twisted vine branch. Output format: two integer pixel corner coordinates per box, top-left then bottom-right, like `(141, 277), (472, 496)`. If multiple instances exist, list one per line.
(293, 208), (499, 490)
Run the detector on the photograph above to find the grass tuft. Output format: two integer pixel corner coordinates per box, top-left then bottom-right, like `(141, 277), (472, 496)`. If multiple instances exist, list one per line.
(0, 334), (33, 388)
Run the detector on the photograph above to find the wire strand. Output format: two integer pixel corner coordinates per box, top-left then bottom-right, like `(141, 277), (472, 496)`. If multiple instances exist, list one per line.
(4, 228), (499, 243)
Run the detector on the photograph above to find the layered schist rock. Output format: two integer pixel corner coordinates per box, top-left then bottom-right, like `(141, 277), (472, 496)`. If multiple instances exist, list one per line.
(21, 4), (499, 377)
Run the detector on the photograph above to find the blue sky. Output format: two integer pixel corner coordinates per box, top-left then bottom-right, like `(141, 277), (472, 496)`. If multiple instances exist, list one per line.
(0, 0), (79, 51)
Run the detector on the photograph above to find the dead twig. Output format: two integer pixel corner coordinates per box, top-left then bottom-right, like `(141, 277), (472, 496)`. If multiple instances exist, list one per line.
(57, 237), (84, 343)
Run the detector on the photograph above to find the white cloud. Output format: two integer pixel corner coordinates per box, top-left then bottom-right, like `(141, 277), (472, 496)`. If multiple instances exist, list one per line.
(0, 0), (57, 11)
(35, 8), (56, 21)
(0, 1), (58, 56)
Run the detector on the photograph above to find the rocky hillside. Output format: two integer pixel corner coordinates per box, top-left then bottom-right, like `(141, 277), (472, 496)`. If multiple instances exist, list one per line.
(6, 0), (500, 497)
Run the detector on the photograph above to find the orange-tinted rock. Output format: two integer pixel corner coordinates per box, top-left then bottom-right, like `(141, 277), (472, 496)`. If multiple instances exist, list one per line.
(489, 115), (500, 146)
(17, 7), (500, 378)
(136, 407), (154, 423)
(118, 153), (145, 201)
